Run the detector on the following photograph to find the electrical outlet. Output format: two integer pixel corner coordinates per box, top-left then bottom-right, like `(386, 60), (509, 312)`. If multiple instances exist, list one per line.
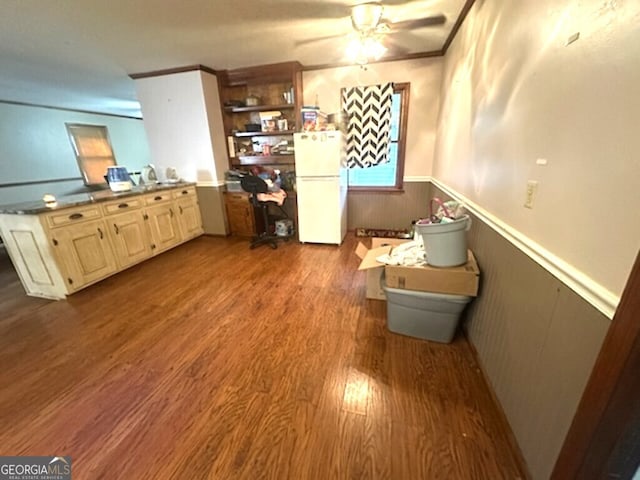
(524, 180), (538, 209)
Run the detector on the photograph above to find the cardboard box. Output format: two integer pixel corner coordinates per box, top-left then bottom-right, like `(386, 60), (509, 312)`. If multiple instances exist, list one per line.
(355, 238), (411, 300)
(356, 240), (480, 299)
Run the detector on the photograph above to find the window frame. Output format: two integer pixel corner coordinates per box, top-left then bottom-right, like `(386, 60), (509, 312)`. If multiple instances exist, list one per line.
(348, 82), (410, 193)
(65, 123), (117, 186)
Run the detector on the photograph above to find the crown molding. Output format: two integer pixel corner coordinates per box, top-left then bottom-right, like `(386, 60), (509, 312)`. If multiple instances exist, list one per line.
(0, 99), (142, 120)
(129, 64), (218, 80)
(442, 0), (476, 54)
(303, 50), (442, 72)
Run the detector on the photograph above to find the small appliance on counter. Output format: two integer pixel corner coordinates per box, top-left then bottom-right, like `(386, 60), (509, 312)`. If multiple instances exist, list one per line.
(140, 164), (157, 184)
(165, 167), (180, 183)
(106, 166), (132, 192)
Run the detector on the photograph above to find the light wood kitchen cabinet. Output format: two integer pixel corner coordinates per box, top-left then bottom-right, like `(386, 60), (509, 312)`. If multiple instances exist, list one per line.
(145, 201), (181, 254)
(176, 196), (202, 240)
(49, 218), (117, 291)
(0, 213), (67, 299)
(107, 210), (152, 269)
(173, 186), (203, 240)
(101, 197), (152, 269)
(0, 183), (204, 299)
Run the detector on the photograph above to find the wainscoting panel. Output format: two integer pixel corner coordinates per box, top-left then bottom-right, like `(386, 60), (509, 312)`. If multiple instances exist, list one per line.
(347, 181), (431, 231)
(431, 183), (610, 480)
(196, 186), (228, 235)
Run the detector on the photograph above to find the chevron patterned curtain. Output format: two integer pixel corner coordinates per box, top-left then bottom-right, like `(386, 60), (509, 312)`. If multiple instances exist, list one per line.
(341, 83), (394, 169)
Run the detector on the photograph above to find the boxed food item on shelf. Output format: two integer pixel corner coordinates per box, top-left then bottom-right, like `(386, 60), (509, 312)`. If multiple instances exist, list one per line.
(259, 111), (282, 132)
(301, 107), (328, 131)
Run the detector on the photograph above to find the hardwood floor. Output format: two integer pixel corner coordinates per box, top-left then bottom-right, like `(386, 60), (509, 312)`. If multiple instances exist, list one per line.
(0, 235), (526, 479)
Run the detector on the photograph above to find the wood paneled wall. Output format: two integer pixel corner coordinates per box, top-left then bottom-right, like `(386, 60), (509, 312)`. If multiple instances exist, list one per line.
(347, 181), (431, 231)
(431, 184), (610, 479)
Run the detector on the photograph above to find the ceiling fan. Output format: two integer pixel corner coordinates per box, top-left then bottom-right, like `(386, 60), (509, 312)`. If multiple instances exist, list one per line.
(296, 1), (446, 64)
(350, 2), (445, 35)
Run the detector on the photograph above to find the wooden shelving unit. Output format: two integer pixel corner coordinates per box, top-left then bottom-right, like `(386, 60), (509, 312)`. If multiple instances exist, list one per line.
(217, 61), (302, 169)
(217, 62), (302, 238)
(224, 104), (296, 114)
(231, 155), (295, 166)
(233, 130), (295, 138)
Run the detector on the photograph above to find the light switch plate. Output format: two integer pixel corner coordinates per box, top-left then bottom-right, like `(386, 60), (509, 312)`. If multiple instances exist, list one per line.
(525, 180), (538, 209)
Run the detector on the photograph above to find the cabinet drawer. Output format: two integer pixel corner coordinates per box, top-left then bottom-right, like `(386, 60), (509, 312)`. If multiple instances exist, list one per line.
(144, 192), (172, 205)
(102, 198), (143, 216)
(225, 192), (251, 204)
(45, 205), (102, 228)
(172, 186), (196, 199)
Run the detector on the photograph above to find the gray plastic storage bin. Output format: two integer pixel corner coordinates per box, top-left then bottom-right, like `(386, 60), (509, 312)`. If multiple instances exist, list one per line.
(383, 282), (472, 343)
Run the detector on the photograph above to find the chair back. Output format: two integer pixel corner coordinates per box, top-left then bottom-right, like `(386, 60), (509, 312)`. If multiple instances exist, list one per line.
(240, 175), (269, 206)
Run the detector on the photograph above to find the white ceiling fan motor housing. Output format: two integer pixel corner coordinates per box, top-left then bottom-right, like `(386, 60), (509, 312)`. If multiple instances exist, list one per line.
(351, 2), (384, 32)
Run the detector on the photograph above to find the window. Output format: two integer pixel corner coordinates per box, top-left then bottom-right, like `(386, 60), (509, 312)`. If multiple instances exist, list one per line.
(348, 83), (409, 191)
(65, 124), (117, 185)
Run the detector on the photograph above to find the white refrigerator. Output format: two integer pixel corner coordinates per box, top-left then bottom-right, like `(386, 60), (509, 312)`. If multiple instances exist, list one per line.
(294, 132), (347, 245)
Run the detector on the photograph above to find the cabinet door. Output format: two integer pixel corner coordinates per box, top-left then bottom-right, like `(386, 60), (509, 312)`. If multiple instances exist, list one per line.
(0, 213), (69, 299)
(224, 192), (256, 237)
(51, 219), (117, 291)
(145, 203), (181, 254)
(176, 196), (203, 240)
(108, 210), (152, 269)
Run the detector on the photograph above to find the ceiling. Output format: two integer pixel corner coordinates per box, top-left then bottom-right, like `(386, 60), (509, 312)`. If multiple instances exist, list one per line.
(0, 0), (466, 117)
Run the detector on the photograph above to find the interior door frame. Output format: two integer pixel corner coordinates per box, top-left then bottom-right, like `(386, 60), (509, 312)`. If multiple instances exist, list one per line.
(551, 250), (640, 479)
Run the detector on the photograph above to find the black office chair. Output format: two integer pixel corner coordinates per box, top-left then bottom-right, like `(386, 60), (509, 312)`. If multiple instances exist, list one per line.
(240, 175), (286, 250)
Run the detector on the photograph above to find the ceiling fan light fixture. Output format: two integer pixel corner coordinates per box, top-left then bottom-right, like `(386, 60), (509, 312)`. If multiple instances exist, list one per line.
(351, 2), (384, 32)
(363, 36), (386, 60)
(346, 38), (363, 62)
(345, 35), (386, 65)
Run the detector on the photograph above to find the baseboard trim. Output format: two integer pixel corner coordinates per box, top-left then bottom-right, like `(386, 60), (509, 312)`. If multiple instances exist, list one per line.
(430, 177), (618, 319)
(461, 330), (532, 479)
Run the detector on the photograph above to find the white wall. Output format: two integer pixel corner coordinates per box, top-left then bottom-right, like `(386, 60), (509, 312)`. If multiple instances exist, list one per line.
(303, 57), (442, 179)
(0, 102), (150, 205)
(434, 0), (640, 299)
(201, 72), (231, 185)
(134, 71), (228, 185)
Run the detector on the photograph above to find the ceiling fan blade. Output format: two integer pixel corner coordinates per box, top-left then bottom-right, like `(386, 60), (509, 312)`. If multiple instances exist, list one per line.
(274, 1), (350, 20)
(383, 38), (411, 57)
(388, 14), (446, 31)
(295, 33), (346, 47)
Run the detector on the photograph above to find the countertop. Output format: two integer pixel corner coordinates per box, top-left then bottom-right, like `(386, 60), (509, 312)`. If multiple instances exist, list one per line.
(0, 182), (196, 215)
